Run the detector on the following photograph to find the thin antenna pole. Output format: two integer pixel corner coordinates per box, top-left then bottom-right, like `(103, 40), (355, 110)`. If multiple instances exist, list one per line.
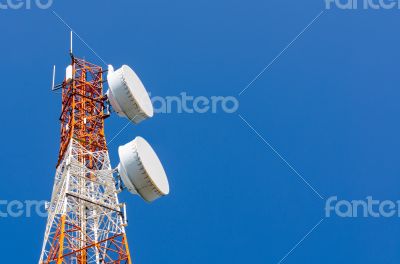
(52, 65), (56, 90)
(70, 31), (73, 55)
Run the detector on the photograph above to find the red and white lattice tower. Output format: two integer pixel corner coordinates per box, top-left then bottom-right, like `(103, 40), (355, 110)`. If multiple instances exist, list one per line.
(39, 56), (131, 264)
(39, 46), (170, 264)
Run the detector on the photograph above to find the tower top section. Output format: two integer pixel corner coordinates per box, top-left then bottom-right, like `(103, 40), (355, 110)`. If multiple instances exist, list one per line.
(58, 57), (108, 166)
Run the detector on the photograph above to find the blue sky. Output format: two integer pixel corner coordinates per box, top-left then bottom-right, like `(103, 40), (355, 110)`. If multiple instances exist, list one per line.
(1, 0), (400, 263)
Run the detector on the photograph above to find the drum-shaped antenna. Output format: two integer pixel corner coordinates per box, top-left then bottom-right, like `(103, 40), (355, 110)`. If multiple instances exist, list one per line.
(107, 65), (153, 124)
(118, 136), (169, 202)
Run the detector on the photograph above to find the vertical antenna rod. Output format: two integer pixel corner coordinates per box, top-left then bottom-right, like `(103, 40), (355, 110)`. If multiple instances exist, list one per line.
(70, 30), (73, 55)
(51, 65), (56, 91)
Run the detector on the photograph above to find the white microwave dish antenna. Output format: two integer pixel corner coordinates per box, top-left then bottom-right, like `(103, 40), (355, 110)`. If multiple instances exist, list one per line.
(118, 136), (169, 202)
(107, 65), (154, 124)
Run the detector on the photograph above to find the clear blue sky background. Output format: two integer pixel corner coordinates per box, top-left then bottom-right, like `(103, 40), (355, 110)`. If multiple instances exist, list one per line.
(1, 0), (400, 263)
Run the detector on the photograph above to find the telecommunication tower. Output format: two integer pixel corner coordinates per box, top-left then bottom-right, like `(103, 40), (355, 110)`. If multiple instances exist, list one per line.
(39, 35), (170, 264)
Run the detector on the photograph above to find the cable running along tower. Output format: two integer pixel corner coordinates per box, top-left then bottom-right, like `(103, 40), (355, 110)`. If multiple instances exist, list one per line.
(39, 36), (170, 264)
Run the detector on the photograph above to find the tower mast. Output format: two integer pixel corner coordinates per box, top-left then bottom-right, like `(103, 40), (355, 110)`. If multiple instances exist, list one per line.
(39, 52), (131, 263)
(41, 32), (170, 264)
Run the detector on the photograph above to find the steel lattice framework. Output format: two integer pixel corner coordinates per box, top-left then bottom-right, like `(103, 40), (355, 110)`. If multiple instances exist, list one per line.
(39, 57), (132, 264)
(58, 58), (108, 167)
